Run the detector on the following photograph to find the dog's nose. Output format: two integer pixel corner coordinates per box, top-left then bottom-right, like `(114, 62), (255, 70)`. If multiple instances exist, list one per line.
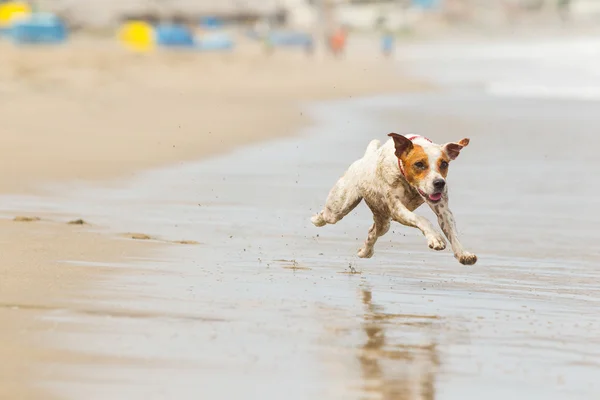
(433, 179), (446, 190)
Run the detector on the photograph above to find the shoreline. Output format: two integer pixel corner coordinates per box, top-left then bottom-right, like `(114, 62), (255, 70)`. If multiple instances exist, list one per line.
(0, 38), (428, 398)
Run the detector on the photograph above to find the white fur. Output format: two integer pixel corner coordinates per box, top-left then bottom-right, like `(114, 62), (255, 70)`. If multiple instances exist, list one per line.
(311, 135), (477, 265)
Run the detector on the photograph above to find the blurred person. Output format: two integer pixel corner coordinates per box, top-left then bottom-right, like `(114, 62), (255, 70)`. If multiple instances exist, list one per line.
(381, 29), (394, 58)
(329, 26), (347, 58)
(557, 0), (571, 21)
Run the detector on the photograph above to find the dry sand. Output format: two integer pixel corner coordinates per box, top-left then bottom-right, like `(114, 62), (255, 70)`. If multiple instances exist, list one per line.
(0, 38), (426, 398)
(0, 38), (428, 192)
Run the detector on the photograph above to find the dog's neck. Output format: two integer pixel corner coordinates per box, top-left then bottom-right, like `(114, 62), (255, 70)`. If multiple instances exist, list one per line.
(397, 135), (433, 177)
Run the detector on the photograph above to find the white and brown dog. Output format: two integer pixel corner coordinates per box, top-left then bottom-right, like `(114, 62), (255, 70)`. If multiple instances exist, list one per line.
(311, 133), (477, 265)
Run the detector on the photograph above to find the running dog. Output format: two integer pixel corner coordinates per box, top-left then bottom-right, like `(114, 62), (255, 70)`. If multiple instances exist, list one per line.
(311, 133), (477, 265)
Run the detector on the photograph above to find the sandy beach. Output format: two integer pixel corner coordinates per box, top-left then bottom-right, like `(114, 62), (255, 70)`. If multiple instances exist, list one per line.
(0, 38), (427, 192)
(0, 37), (426, 398)
(2, 32), (600, 400)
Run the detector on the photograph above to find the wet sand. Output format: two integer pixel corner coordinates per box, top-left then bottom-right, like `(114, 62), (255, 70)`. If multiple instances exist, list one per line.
(0, 218), (156, 399)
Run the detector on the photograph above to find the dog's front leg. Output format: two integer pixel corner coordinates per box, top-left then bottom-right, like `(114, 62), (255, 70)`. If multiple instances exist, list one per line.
(389, 197), (446, 251)
(430, 201), (477, 265)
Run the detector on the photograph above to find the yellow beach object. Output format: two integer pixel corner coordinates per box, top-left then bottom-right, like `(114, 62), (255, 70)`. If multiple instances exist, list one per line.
(0, 1), (32, 28)
(118, 20), (155, 52)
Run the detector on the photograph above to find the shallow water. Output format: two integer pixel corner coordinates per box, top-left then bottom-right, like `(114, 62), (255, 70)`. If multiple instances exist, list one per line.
(2, 36), (600, 400)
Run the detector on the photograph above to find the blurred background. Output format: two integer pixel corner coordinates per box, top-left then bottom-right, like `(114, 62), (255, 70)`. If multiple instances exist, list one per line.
(3, 1), (600, 400)
(2, 0), (600, 48)
(2, 0), (599, 191)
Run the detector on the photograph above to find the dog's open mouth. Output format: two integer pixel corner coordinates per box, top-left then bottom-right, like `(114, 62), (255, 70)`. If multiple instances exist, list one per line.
(418, 190), (443, 203)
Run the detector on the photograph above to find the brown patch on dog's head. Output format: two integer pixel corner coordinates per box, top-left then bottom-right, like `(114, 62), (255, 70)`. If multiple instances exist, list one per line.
(437, 152), (450, 178)
(401, 144), (430, 186)
(388, 133), (413, 158)
(388, 133), (433, 186)
(443, 138), (470, 160)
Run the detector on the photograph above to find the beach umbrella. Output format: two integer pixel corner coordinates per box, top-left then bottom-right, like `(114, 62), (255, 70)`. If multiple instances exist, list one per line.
(118, 20), (155, 52)
(0, 1), (31, 29)
(9, 12), (68, 44)
(155, 23), (195, 48)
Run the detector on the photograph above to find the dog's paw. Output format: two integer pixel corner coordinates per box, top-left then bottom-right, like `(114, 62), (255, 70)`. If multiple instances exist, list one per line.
(311, 213), (326, 227)
(457, 252), (478, 265)
(357, 246), (374, 258)
(426, 234), (446, 251)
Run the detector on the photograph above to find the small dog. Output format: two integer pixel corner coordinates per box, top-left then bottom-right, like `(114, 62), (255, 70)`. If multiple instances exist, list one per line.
(311, 133), (477, 265)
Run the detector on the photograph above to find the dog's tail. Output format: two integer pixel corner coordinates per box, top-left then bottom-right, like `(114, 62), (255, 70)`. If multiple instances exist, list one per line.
(364, 139), (381, 157)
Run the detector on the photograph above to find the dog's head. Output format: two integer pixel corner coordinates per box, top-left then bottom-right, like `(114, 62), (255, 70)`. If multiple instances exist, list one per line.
(388, 133), (470, 204)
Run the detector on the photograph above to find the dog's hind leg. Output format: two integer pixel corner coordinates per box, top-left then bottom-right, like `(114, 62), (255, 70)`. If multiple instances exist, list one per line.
(311, 176), (362, 227)
(357, 214), (390, 258)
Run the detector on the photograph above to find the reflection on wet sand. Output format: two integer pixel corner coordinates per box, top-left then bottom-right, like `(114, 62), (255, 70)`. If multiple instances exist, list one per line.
(358, 288), (440, 400)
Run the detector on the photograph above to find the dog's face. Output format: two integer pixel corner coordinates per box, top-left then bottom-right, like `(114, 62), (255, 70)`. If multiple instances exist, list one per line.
(388, 133), (470, 204)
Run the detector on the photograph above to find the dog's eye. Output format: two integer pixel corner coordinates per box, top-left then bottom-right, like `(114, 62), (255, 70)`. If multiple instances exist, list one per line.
(440, 161), (449, 169)
(414, 162), (426, 170)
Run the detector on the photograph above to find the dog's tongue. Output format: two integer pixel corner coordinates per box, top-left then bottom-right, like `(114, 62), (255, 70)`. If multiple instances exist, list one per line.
(429, 193), (442, 202)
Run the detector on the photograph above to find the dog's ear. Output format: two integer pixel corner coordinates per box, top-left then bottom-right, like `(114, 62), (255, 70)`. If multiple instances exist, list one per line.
(443, 138), (470, 160)
(388, 133), (413, 158)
